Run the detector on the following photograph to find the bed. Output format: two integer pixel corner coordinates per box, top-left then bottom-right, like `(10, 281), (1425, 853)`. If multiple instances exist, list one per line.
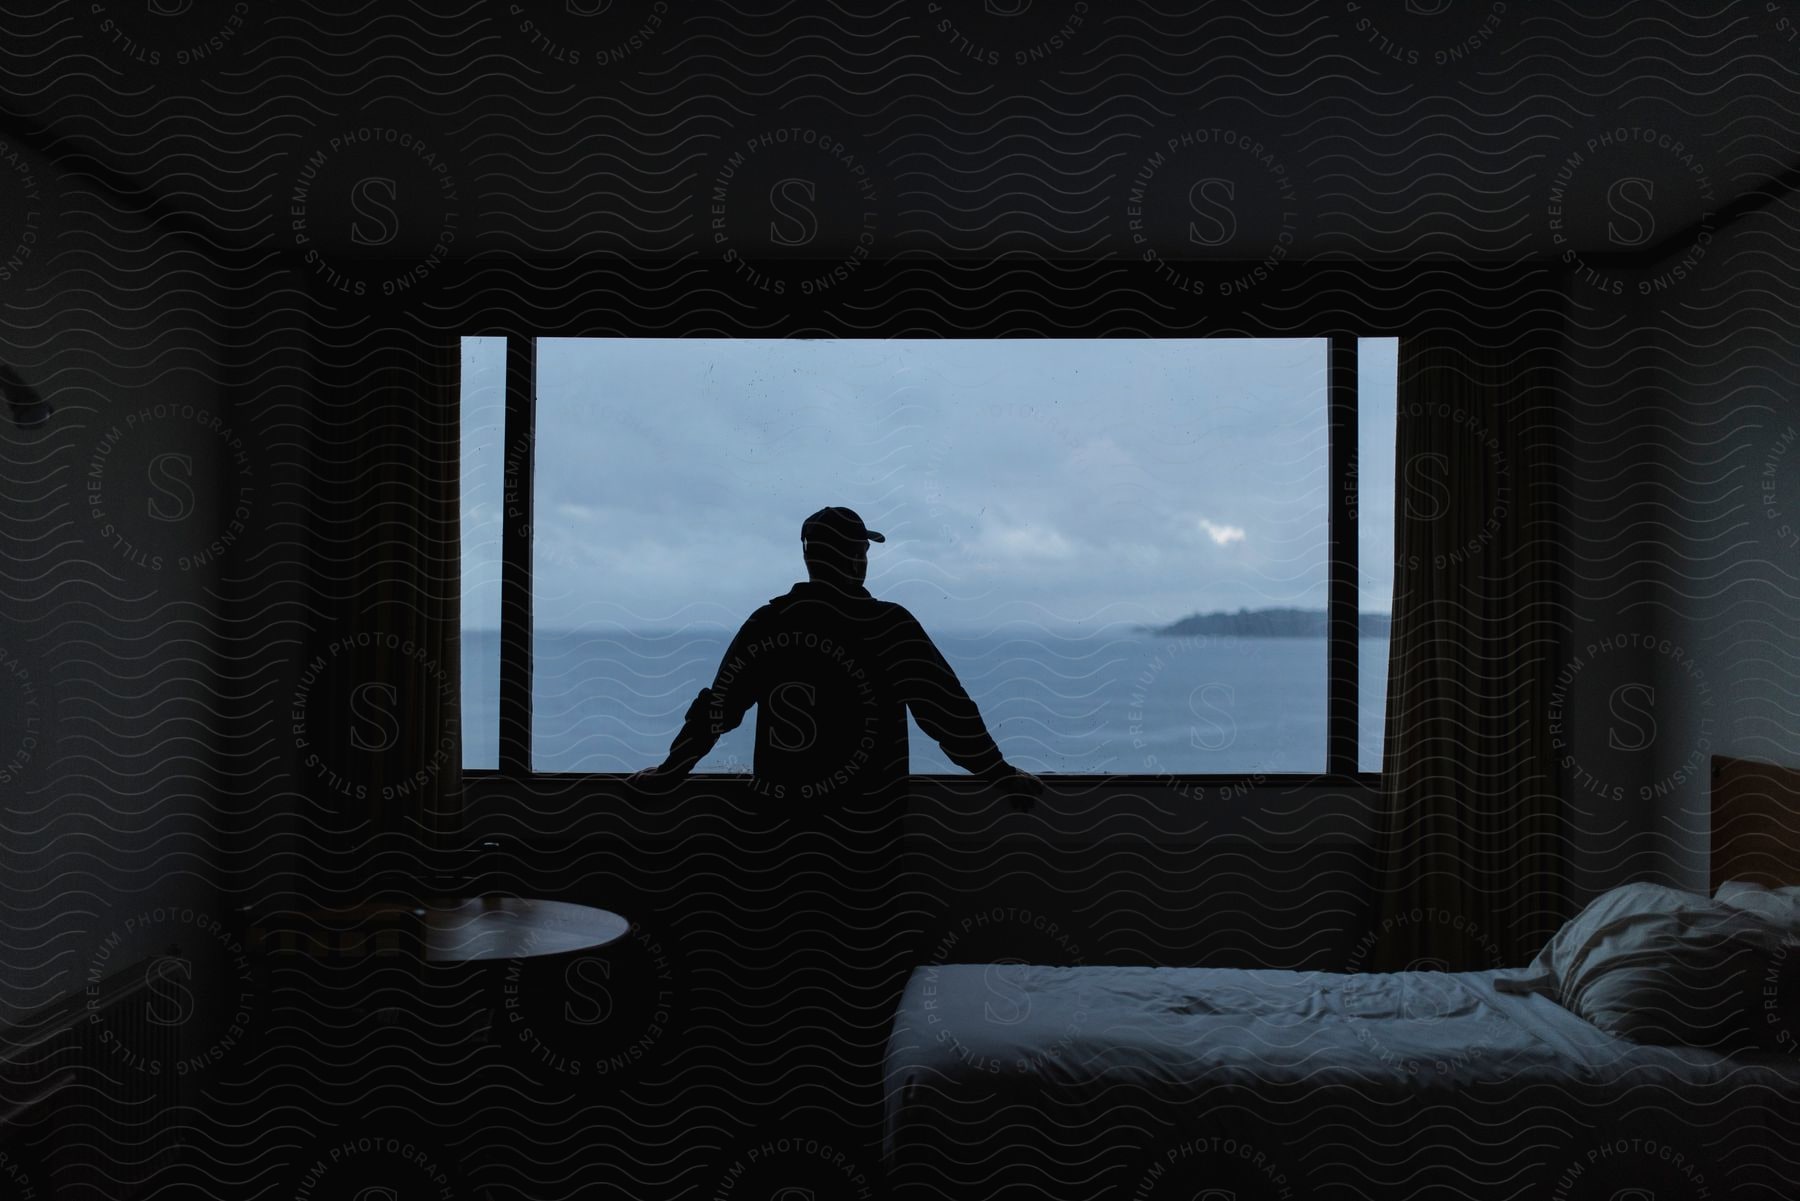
(882, 757), (1800, 1199)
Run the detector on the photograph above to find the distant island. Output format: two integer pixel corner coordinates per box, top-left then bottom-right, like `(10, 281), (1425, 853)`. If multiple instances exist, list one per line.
(1137, 607), (1391, 638)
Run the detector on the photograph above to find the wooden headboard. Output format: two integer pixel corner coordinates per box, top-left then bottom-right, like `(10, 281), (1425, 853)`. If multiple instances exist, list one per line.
(1711, 755), (1800, 891)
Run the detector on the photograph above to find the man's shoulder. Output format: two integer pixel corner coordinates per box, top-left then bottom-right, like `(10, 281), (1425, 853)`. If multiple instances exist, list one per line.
(767, 583), (905, 612)
(758, 585), (923, 633)
(872, 602), (938, 652)
(864, 596), (921, 628)
(734, 600), (784, 638)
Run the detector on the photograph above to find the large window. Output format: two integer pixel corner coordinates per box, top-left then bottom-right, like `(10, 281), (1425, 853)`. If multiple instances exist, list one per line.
(461, 337), (1397, 781)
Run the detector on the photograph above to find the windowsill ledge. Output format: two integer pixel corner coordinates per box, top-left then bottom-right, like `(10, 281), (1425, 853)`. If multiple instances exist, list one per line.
(458, 772), (1385, 847)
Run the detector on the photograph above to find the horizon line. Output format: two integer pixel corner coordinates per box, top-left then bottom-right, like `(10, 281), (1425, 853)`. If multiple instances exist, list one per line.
(463, 618), (1396, 636)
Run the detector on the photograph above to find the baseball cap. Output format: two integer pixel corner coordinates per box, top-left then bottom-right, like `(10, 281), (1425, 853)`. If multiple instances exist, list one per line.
(801, 506), (886, 545)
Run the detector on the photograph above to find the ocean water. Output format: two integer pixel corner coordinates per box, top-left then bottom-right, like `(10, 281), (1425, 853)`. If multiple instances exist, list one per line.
(463, 629), (1390, 776)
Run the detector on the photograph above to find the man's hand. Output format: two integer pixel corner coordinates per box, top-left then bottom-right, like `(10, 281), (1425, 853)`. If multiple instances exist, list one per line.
(627, 762), (686, 790)
(991, 766), (1044, 813)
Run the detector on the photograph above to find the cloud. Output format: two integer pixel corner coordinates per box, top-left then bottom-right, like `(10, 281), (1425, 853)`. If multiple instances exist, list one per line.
(972, 520), (1078, 561)
(1196, 518), (1247, 546)
(504, 337), (1387, 630)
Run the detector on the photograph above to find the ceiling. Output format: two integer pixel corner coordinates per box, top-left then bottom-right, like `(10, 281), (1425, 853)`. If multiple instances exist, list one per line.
(1, 1), (1793, 269)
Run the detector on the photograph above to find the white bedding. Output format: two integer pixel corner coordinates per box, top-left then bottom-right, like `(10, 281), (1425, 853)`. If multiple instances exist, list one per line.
(882, 963), (1800, 1193)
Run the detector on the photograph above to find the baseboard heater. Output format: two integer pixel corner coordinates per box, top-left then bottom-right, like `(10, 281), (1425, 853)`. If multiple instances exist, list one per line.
(0, 957), (183, 1200)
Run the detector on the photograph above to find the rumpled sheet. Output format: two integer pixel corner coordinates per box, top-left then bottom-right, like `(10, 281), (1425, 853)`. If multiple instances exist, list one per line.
(882, 965), (1800, 1198)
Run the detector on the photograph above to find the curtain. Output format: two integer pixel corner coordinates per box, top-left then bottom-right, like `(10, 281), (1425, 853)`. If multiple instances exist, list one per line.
(1367, 328), (1566, 972)
(367, 332), (464, 856)
(302, 328), (464, 901)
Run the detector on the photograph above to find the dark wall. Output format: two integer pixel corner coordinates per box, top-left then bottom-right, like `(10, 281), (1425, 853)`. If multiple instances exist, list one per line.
(1640, 193), (1800, 890)
(1550, 265), (1681, 900)
(1542, 189), (1800, 901)
(0, 135), (230, 1085)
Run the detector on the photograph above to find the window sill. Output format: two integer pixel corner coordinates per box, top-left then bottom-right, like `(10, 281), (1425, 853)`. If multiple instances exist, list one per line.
(464, 770), (1382, 788)
(457, 772), (1385, 850)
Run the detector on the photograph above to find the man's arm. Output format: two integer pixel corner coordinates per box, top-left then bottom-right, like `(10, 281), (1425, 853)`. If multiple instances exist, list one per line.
(889, 608), (1015, 781)
(641, 613), (764, 777)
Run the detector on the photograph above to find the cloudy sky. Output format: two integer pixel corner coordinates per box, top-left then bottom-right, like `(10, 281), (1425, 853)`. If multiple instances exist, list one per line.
(461, 336), (1397, 635)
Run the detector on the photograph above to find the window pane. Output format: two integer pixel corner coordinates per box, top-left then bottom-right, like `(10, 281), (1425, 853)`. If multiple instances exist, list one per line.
(531, 338), (1329, 776)
(1358, 337), (1399, 773)
(459, 336), (507, 770)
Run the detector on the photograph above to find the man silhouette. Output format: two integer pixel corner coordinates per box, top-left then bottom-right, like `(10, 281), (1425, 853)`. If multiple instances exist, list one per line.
(626, 506), (1042, 1156)
(628, 505), (1043, 805)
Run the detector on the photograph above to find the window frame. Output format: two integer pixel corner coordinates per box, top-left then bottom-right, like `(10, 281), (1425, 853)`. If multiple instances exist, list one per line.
(469, 333), (1384, 789)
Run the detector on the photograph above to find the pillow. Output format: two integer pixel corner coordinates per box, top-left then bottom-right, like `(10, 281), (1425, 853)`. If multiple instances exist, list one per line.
(1714, 879), (1800, 932)
(1494, 882), (1701, 996)
(1496, 881), (1796, 1052)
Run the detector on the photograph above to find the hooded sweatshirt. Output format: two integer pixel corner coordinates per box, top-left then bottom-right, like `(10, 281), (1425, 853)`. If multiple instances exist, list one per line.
(663, 578), (1009, 801)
